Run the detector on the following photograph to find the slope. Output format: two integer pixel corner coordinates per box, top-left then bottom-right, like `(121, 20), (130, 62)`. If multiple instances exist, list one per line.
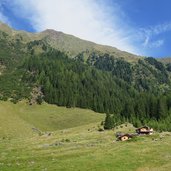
(40, 29), (141, 61)
(0, 101), (104, 138)
(0, 21), (140, 62)
(0, 101), (34, 138)
(0, 122), (171, 171)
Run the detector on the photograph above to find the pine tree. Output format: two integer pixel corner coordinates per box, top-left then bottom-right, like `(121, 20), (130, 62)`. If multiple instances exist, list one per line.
(157, 96), (168, 119)
(104, 113), (113, 129)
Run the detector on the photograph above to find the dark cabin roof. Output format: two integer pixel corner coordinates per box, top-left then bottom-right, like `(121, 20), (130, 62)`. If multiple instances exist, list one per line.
(136, 126), (150, 130)
(136, 126), (153, 134)
(118, 133), (133, 139)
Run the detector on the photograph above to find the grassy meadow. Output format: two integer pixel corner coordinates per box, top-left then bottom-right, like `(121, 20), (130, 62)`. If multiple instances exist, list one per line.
(0, 101), (171, 171)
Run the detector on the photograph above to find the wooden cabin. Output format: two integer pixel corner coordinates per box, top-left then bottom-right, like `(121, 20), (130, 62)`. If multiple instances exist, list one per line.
(117, 133), (133, 141)
(136, 126), (153, 135)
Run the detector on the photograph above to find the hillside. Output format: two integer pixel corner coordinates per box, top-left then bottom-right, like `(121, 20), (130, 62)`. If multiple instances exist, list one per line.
(1, 21), (171, 131)
(40, 29), (141, 61)
(0, 22), (140, 61)
(0, 116), (171, 171)
(159, 57), (171, 64)
(0, 101), (171, 171)
(0, 101), (104, 138)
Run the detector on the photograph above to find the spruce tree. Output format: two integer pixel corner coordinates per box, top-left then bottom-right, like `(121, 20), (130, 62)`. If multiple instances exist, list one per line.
(104, 113), (113, 129)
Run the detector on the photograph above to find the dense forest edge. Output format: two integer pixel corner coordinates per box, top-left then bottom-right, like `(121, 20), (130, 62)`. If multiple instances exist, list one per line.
(1, 29), (171, 132)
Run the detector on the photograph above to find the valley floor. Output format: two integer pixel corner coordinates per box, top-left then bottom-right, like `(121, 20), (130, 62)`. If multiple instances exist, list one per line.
(0, 102), (171, 171)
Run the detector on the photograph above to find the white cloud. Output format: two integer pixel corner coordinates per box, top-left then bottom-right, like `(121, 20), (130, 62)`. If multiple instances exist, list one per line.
(148, 23), (171, 35)
(142, 35), (164, 48)
(144, 39), (164, 48)
(8, 0), (137, 54)
(151, 39), (164, 48)
(2, 0), (170, 55)
(143, 36), (150, 47)
(140, 23), (171, 48)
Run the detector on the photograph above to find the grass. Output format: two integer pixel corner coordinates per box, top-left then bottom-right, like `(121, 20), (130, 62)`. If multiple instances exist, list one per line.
(0, 101), (104, 137)
(0, 101), (171, 171)
(0, 101), (34, 138)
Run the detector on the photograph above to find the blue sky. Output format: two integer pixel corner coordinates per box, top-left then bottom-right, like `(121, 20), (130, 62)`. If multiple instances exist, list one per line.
(0, 0), (171, 57)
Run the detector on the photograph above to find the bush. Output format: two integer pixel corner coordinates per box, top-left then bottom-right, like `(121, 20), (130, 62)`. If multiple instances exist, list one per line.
(98, 127), (104, 132)
(61, 138), (70, 142)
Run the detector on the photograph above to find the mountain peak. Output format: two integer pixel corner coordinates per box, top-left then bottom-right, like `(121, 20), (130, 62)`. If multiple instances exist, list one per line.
(0, 21), (140, 61)
(42, 29), (62, 33)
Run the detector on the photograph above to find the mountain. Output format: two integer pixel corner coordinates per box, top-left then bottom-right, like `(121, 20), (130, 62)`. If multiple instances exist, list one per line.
(1, 21), (171, 131)
(40, 29), (142, 61)
(0, 22), (140, 61)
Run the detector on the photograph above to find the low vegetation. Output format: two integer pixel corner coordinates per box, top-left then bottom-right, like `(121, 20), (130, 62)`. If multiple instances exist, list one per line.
(0, 101), (104, 137)
(0, 103), (171, 171)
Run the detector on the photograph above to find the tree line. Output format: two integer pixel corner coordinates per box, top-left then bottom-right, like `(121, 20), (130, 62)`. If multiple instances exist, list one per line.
(23, 49), (171, 131)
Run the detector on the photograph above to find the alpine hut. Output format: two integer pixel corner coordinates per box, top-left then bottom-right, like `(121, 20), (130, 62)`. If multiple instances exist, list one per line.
(136, 126), (153, 135)
(116, 133), (133, 141)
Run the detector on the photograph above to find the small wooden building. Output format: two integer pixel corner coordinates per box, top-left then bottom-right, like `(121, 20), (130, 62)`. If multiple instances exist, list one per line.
(136, 126), (153, 135)
(117, 133), (133, 141)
